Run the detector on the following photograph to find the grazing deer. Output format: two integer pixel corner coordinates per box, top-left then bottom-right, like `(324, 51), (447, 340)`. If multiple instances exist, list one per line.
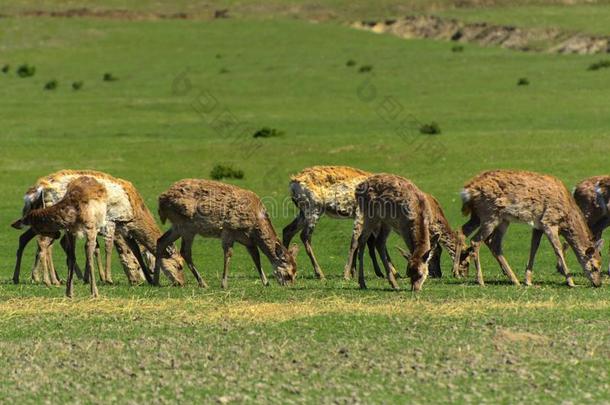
(345, 190), (470, 280)
(460, 170), (603, 287)
(353, 174), (440, 291)
(573, 175), (610, 275)
(12, 170), (184, 286)
(283, 166), (404, 280)
(155, 179), (298, 288)
(13, 177), (108, 297)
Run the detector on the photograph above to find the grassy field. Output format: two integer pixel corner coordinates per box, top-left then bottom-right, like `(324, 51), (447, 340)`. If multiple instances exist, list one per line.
(2, 2), (610, 403)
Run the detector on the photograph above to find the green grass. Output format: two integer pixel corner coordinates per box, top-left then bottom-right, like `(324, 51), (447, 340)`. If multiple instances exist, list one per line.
(1, 8), (610, 403)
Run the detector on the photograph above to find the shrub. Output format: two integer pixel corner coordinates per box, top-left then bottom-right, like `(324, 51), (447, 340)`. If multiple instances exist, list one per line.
(210, 165), (244, 180)
(517, 77), (529, 86)
(103, 73), (118, 81)
(419, 122), (441, 135)
(451, 45), (464, 52)
(216, 53), (222, 59)
(253, 127), (284, 138)
(1, 65), (9, 74)
(588, 60), (610, 71)
(44, 80), (58, 90)
(219, 67), (230, 74)
(16, 64), (35, 78)
(346, 59), (357, 67)
(358, 65), (373, 73)
(72, 81), (83, 90)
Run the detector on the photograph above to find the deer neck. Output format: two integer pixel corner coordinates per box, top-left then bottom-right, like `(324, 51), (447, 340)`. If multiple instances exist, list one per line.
(561, 214), (594, 265)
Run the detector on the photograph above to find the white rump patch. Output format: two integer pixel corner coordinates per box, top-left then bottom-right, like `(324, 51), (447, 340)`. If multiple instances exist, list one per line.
(460, 189), (471, 204)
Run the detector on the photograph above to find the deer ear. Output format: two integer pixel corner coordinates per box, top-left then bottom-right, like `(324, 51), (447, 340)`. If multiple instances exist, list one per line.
(11, 218), (24, 229)
(395, 246), (410, 260)
(595, 239), (604, 253)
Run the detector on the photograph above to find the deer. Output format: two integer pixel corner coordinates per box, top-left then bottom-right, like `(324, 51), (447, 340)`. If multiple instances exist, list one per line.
(573, 175), (610, 275)
(460, 170), (603, 287)
(11, 170), (184, 286)
(283, 166), (407, 280)
(345, 190), (470, 281)
(352, 173), (440, 292)
(12, 177), (108, 297)
(154, 179), (298, 289)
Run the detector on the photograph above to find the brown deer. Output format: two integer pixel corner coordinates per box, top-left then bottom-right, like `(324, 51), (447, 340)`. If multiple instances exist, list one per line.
(154, 179), (298, 288)
(573, 175), (610, 275)
(353, 174), (440, 291)
(13, 177), (108, 297)
(12, 170), (184, 286)
(345, 190), (470, 280)
(460, 170), (603, 287)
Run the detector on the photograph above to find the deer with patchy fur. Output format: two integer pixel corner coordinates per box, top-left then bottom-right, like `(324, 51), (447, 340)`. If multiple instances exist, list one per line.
(14, 177), (107, 297)
(155, 179), (298, 288)
(353, 174), (440, 292)
(283, 166), (401, 280)
(12, 170), (184, 286)
(460, 170), (603, 287)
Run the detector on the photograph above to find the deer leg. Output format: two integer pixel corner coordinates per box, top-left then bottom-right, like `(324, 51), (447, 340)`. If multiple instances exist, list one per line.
(40, 242), (52, 288)
(282, 210), (305, 247)
(100, 222), (116, 284)
(357, 234), (370, 290)
(246, 245), (268, 287)
(461, 214), (481, 238)
(524, 229), (543, 286)
(14, 228), (36, 284)
(86, 230), (99, 298)
(221, 238), (234, 289)
(180, 235), (207, 288)
(65, 233), (77, 298)
(484, 222), (520, 286)
(125, 236), (153, 285)
(60, 234), (83, 280)
(300, 214), (324, 279)
(544, 226), (575, 287)
(344, 215), (363, 280)
(153, 228), (181, 286)
(47, 241), (61, 286)
(367, 236), (385, 278)
(376, 226), (400, 290)
(94, 240), (106, 284)
(469, 221), (498, 286)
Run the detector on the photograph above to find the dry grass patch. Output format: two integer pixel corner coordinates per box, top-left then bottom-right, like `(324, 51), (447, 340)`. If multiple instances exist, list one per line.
(1, 296), (609, 324)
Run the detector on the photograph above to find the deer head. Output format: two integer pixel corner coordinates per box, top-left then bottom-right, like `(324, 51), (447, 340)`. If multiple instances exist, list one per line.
(273, 242), (298, 285)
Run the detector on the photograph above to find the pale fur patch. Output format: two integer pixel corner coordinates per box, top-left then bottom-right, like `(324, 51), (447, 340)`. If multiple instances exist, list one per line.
(460, 188), (471, 204)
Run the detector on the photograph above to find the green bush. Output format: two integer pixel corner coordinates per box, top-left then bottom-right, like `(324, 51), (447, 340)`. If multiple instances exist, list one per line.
(451, 45), (464, 52)
(44, 80), (58, 90)
(588, 60), (610, 71)
(210, 165), (244, 180)
(103, 72), (118, 81)
(358, 65), (373, 73)
(419, 122), (441, 135)
(517, 77), (530, 86)
(219, 67), (230, 74)
(72, 81), (83, 90)
(1, 65), (9, 74)
(253, 127), (284, 138)
(16, 64), (36, 78)
(346, 59), (357, 67)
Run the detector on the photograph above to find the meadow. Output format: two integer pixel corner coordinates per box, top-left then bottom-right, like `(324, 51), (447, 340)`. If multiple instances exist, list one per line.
(1, 1), (610, 403)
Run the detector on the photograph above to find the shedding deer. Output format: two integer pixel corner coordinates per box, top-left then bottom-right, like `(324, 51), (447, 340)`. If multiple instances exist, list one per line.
(12, 170), (184, 286)
(353, 174), (440, 292)
(13, 177), (108, 297)
(460, 170), (603, 287)
(155, 179), (298, 288)
(283, 166), (407, 280)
